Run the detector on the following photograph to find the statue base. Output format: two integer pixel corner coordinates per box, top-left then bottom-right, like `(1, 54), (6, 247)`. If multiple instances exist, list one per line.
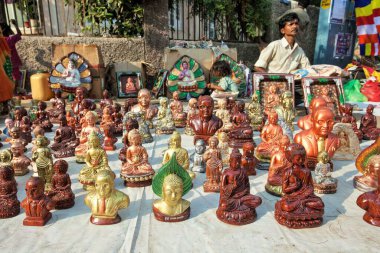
(0, 205), (20, 218)
(90, 214), (121, 225)
(23, 212), (52, 226)
(153, 206), (190, 222)
(313, 181), (337, 194)
(121, 173), (154, 188)
(14, 168), (29, 176)
(124, 179), (152, 187)
(353, 176), (376, 192)
(274, 202), (323, 229)
(254, 150), (271, 164)
(203, 182), (220, 192)
(228, 138), (255, 149)
(156, 128), (175, 135)
(216, 208), (257, 226)
(265, 183), (283, 197)
(53, 149), (75, 159)
(103, 145), (116, 151)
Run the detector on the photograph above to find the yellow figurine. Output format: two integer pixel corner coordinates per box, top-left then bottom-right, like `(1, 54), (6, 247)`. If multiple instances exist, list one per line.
(32, 135), (53, 192)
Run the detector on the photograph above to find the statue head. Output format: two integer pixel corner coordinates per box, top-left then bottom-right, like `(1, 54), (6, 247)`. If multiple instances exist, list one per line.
(85, 111), (97, 126)
(102, 89), (110, 99)
(309, 97), (327, 113)
(252, 93), (259, 103)
(21, 116), (30, 125)
(365, 155), (380, 178)
(128, 129), (142, 146)
(53, 160), (68, 175)
(367, 104), (374, 114)
(54, 89), (62, 98)
(0, 165), (14, 181)
(242, 142), (255, 156)
(311, 106), (335, 138)
(10, 126), (21, 139)
(95, 170), (115, 198)
(188, 98), (197, 109)
(269, 85), (277, 94)
(35, 135), (48, 148)
(279, 135), (290, 150)
(236, 100), (245, 112)
(0, 149), (12, 163)
(138, 89), (151, 108)
(181, 61), (189, 70)
(173, 91), (180, 101)
(113, 103), (121, 113)
(5, 118), (14, 129)
(208, 136), (219, 148)
(159, 97), (168, 108)
(11, 140), (23, 156)
(59, 114), (68, 126)
(14, 108), (22, 120)
(198, 95), (214, 120)
(169, 131), (181, 149)
(320, 86), (329, 96)
(195, 139), (206, 154)
(217, 131), (228, 143)
(25, 177), (45, 200)
(162, 174), (183, 207)
(38, 101), (47, 111)
(125, 118), (139, 132)
(88, 131), (101, 149)
(33, 126), (45, 138)
(229, 148), (242, 170)
(268, 112), (279, 125)
(218, 99), (227, 109)
(281, 91), (293, 109)
(285, 143), (306, 166)
(317, 151), (330, 164)
(75, 87), (86, 101)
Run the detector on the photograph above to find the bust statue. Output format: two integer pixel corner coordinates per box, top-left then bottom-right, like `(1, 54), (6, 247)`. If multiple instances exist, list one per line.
(21, 176), (55, 226)
(0, 149), (12, 168)
(189, 95), (223, 144)
(11, 141), (31, 176)
(152, 153), (192, 222)
(247, 93), (264, 131)
(184, 98), (198, 135)
(131, 89), (158, 129)
(203, 136), (223, 192)
(155, 97), (175, 135)
(216, 148), (262, 225)
(33, 101), (53, 132)
(191, 139), (206, 173)
(360, 104), (380, 140)
(85, 170), (130, 225)
(355, 152), (380, 192)
(297, 97), (327, 131)
(9, 126), (27, 151)
(51, 115), (79, 158)
(32, 135), (53, 192)
(0, 164), (20, 218)
(170, 91), (187, 128)
(274, 143), (325, 229)
(294, 106), (340, 170)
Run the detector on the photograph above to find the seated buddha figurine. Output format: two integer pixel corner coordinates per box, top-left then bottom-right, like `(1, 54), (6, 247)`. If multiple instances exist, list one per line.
(265, 85), (280, 113)
(184, 98), (198, 136)
(274, 143), (325, 229)
(152, 153), (193, 222)
(155, 97), (175, 135)
(163, 131), (194, 179)
(0, 164), (20, 218)
(217, 132), (230, 167)
(354, 151), (380, 192)
(192, 139), (206, 173)
(48, 90), (66, 124)
(99, 90), (113, 113)
(189, 95), (223, 145)
(21, 176), (55, 226)
(265, 135), (291, 197)
(215, 98), (232, 133)
(11, 141), (31, 176)
(255, 112), (284, 162)
(228, 101), (255, 148)
(318, 86), (335, 112)
(247, 93), (264, 131)
(120, 129), (155, 187)
(100, 106), (114, 132)
(33, 101), (53, 132)
(274, 91), (295, 140)
(241, 142), (258, 176)
(20, 116), (32, 144)
(51, 115), (79, 158)
(78, 99), (97, 131)
(357, 168), (380, 227)
(47, 160), (75, 209)
(75, 111), (102, 163)
(294, 106), (340, 170)
(131, 89), (158, 129)
(298, 97), (327, 131)
(71, 87), (86, 116)
(78, 131), (112, 190)
(119, 118), (139, 165)
(314, 150), (337, 194)
(360, 104), (380, 140)
(216, 148), (262, 225)
(0, 149), (12, 167)
(203, 137), (223, 192)
(32, 135), (54, 192)
(341, 103), (363, 141)
(170, 91), (187, 128)
(85, 170), (130, 225)
(112, 103), (123, 136)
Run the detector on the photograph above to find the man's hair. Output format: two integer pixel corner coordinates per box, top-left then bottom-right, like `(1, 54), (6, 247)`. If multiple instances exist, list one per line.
(278, 13), (299, 32)
(298, 0), (310, 8)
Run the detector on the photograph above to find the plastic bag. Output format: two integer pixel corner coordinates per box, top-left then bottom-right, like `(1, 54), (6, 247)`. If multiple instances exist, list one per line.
(344, 79), (368, 102)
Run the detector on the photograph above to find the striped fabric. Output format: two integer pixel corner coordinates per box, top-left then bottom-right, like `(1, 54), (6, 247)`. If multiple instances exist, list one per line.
(355, 0), (380, 56)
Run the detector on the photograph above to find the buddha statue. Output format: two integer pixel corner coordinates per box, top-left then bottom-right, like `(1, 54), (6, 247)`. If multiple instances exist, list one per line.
(48, 90), (66, 124)
(191, 139), (206, 173)
(131, 89), (158, 129)
(32, 101), (53, 132)
(215, 98), (232, 133)
(177, 61), (197, 91)
(112, 103), (123, 136)
(20, 116), (32, 144)
(100, 105), (114, 132)
(119, 117), (139, 165)
(241, 142), (258, 176)
(13, 107), (27, 128)
(103, 124), (117, 151)
(78, 99), (97, 131)
(189, 95), (223, 145)
(11, 141), (31, 176)
(340, 103), (363, 141)
(228, 101), (255, 148)
(78, 131), (112, 190)
(66, 110), (76, 131)
(184, 98), (198, 136)
(354, 152), (380, 192)
(0, 149), (12, 168)
(120, 129), (155, 187)
(0, 164), (20, 218)
(203, 136), (223, 192)
(357, 168), (380, 227)
(255, 112), (284, 162)
(294, 106), (340, 170)
(216, 148), (262, 225)
(99, 90), (113, 111)
(297, 97), (327, 131)
(265, 135), (291, 197)
(152, 154), (192, 222)
(360, 104), (380, 140)
(217, 132), (230, 167)
(3, 118), (14, 139)
(314, 148), (337, 194)
(163, 131), (194, 179)
(9, 126), (27, 150)
(265, 84), (280, 113)
(21, 176), (55, 226)
(51, 115), (79, 158)
(274, 143), (325, 229)
(247, 93), (264, 131)
(155, 97), (175, 135)
(226, 96), (237, 114)
(75, 111), (102, 163)
(170, 91), (187, 128)
(32, 135), (53, 192)
(85, 170), (130, 225)
(47, 160), (75, 209)
(71, 87), (86, 116)
(274, 91), (295, 140)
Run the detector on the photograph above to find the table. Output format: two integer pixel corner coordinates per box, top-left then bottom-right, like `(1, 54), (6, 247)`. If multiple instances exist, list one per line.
(1, 123), (380, 253)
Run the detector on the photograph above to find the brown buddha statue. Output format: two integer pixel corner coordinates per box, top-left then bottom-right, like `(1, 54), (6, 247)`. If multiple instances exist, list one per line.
(189, 95), (223, 145)
(47, 160), (75, 209)
(99, 89), (113, 111)
(33, 101), (53, 132)
(100, 106), (114, 131)
(241, 142), (258, 176)
(20, 116), (32, 144)
(119, 118), (139, 165)
(103, 124), (117, 151)
(340, 103), (363, 141)
(48, 90), (66, 124)
(170, 91), (187, 128)
(297, 97), (327, 131)
(51, 115), (79, 158)
(11, 140), (31, 176)
(360, 104), (380, 140)
(112, 103), (123, 136)
(294, 106), (340, 170)
(21, 176), (55, 226)
(71, 86), (86, 116)
(0, 164), (20, 218)
(216, 148), (262, 225)
(184, 98), (198, 135)
(274, 143), (325, 229)
(131, 89), (158, 129)
(228, 101), (255, 149)
(203, 136), (223, 192)
(66, 110), (76, 131)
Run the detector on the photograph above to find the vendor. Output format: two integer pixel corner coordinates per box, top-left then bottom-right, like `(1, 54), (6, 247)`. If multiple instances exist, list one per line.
(254, 12), (310, 73)
(207, 60), (239, 99)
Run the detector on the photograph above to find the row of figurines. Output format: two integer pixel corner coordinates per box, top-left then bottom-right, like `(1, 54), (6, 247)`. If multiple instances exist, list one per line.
(1, 138), (378, 228)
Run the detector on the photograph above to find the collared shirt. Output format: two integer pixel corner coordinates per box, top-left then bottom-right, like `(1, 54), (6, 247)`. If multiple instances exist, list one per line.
(254, 37), (310, 73)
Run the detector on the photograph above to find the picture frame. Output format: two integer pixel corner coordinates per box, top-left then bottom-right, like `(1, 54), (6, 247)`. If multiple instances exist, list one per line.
(302, 77), (345, 116)
(252, 73), (295, 112)
(152, 69), (168, 98)
(116, 71), (142, 98)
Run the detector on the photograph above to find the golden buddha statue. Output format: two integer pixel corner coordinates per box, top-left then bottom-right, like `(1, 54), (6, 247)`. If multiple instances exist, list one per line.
(155, 97), (175, 135)
(274, 91), (295, 138)
(215, 99), (232, 132)
(85, 170), (130, 225)
(152, 153), (192, 222)
(247, 93), (264, 131)
(265, 85), (280, 113)
(162, 131), (194, 179)
(31, 135), (53, 192)
(217, 132), (230, 167)
(78, 131), (113, 190)
(355, 154), (380, 192)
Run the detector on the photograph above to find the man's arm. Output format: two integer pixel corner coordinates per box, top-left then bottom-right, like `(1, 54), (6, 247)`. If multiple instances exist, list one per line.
(254, 42), (275, 73)
(299, 51), (310, 69)
(254, 66), (266, 73)
(10, 19), (21, 36)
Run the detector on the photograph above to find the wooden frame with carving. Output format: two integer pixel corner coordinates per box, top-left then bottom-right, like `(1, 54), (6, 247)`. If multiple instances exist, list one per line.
(116, 71), (142, 98)
(152, 69), (168, 98)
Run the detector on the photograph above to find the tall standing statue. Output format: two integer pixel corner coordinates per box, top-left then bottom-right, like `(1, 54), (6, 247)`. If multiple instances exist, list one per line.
(274, 91), (295, 140)
(203, 137), (223, 192)
(228, 101), (255, 148)
(32, 135), (54, 192)
(0, 164), (20, 218)
(191, 139), (206, 173)
(247, 93), (264, 131)
(184, 98), (198, 136)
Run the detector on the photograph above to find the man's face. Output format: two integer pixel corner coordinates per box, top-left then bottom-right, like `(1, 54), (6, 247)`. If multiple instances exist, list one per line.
(312, 109), (334, 137)
(281, 19), (299, 37)
(139, 92), (150, 107)
(199, 100), (213, 119)
(95, 177), (112, 198)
